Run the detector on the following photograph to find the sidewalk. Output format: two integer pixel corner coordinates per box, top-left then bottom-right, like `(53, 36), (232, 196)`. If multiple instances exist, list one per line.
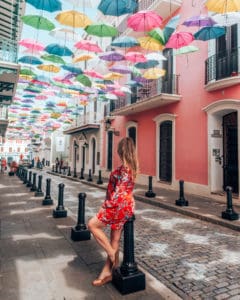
(0, 173), (180, 300)
(49, 170), (240, 232)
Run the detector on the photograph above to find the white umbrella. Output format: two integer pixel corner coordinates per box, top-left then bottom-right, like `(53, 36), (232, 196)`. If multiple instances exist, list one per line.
(49, 28), (81, 42)
(66, 0), (100, 8)
(146, 52), (167, 61)
(212, 12), (240, 26)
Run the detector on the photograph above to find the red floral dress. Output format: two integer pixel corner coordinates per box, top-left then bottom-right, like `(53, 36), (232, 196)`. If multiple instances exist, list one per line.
(96, 165), (135, 230)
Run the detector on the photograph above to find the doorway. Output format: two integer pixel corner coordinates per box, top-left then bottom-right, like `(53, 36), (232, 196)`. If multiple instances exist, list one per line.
(159, 121), (172, 182)
(107, 131), (113, 171)
(91, 138), (96, 174)
(81, 146), (85, 170)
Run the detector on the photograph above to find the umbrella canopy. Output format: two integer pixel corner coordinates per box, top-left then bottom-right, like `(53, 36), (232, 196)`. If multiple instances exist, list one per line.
(20, 69), (37, 76)
(73, 54), (95, 63)
(205, 0), (240, 13)
(26, 0), (62, 12)
(49, 28), (80, 41)
(84, 23), (118, 37)
(109, 65), (132, 74)
(143, 68), (166, 79)
(76, 74), (92, 87)
(165, 32), (194, 49)
(74, 40), (102, 52)
(163, 14), (180, 42)
(45, 43), (73, 56)
(173, 45), (199, 55)
(38, 64), (60, 73)
(125, 51), (147, 63)
(212, 12), (240, 26)
(18, 56), (43, 65)
(21, 15), (55, 31)
(148, 28), (165, 45)
(194, 26), (225, 41)
(61, 64), (83, 74)
(146, 52), (167, 61)
(182, 15), (217, 27)
(19, 39), (45, 51)
(98, 0), (137, 16)
(99, 51), (125, 61)
(41, 54), (66, 64)
(104, 72), (123, 80)
(135, 60), (159, 69)
(127, 10), (163, 32)
(56, 10), (92, 28)
(138, 36), (163, 51)
(111, 36), (139, 48)
(84, 70), (104, 79)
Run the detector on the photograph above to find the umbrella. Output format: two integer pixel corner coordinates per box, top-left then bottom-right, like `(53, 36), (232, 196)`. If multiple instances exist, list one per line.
(19, 39), (45, 51)
(45, 43), (73, 56)
(111, 36), (139, 48)
(18, 56), (43, 65)
(125, 51), (147, 63)
(194, 26), (225, 41)
(182, 15), (217, 27)
(127, 10), (163, 32)
(148, 28), (165, 45)
(84, 23), (118, 37)
(49, 28), (80, 42)
(84, 70), (104, 79)
(68, 0), (98, 8)
(37, 64), (60, 73)
(146, 52), (167, 61)
(212, 12), (240, 26)
(61, 64), (83, 74)
(98, 0), (137, 16)
(205, 0), (240, 13)
(138, 37), (164, 51)
(135, 60), (159, 69)
(55, 10), (92, 28)
(143, 68), (166, 79)
(20, 69), (36, 76)
(76, 74), (92, 87)
(174, 45), (199, 55)
(163, 14), (180, 42)
(165, 32), (194, 49)
(74, 40), (103, 52)
(41, 54), (66, 64)
(21, 15), (55, 31)
(109, 65), (132, 74)
(99, 51), (125, 61)
(25, 0), (62, 12)
(104, 72), (123, 80)
(73, 54), (95, 63)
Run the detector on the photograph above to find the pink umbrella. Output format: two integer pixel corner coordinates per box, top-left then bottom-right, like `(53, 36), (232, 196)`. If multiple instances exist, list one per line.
(84, 70), (104, 79)
(19, 39), (45, 51)
(74, 40), (103, 53)
(35, 95), (48, 100)
(165, 32), (194, 49)
(127, 10), (163, 32)
(125, 51), (147, 63)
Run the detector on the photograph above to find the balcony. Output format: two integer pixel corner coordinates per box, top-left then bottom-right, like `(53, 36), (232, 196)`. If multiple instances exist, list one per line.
(64, 112), (101, 135)
(110, 74), (181, 116)
(0, 105), (9, 137)
(205, 47), (240, 92)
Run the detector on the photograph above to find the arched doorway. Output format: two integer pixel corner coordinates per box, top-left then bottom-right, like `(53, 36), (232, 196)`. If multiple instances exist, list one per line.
(107, 131), (113, 171)
(128, 126), (136, 145)
(159, 121), (172, 182)
(91, 138), (96, 174)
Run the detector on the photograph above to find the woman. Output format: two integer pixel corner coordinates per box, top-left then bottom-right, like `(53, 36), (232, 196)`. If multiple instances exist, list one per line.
(88, 137), (138, 287)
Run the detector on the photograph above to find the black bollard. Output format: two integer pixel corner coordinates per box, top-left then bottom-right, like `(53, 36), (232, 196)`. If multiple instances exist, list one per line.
(42, 178), (53, 205)
(112, 215), (145, 295)
(53, 183), (67, 218)
(30, 173), (37, 192)
(87, 169), (93, 182)
(71, 193), (91, 241)
(55, 164), (58, 173)
(97, 170), (103, 184)
(222, 186), (239, 221)
(52, 165), (54, 172)
(145, 176), (156, 197)
(67, 166), (71, 176)
(176, 180), (189, 206)
(35, 175), (44, 197)
(23, 170), (28, 184)
(26, 171), (32, 187)
(79, 168), (84, 180)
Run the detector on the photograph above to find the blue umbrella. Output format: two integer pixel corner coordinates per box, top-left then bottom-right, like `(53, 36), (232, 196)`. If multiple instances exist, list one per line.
(111, 36), (140, 48)
(194, 26), (225, 41)
(26, 0), (62, 12)
(98, 0), (137, 16)
(18, 56), (43, 65)
(61, 64), (83, 74)
(164, 14), (180, 42)
(135, 60), (159, 69)
(44, 43), (73, 56)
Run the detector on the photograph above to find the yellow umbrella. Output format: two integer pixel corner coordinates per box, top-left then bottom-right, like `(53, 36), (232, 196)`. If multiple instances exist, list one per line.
(104, 72), (123, 80)
(138, 37), (164, 51)
(205, 0), (240, 13)
(19, 74), (33, 80)
(55, 10), (92, 28)
(143, 68), (166, 79)
(73, 54), (95, 63)
(37, 64), (60, 73)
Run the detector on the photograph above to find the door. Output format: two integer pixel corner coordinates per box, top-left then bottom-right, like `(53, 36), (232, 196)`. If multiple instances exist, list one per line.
(223, 112), (238, 193)
(107, 131), (113, 171)
(81, 146), (85, 170)
(159, 121), (172, 182)
(92, 138), (96, 174)
(128, 126), (136, 145)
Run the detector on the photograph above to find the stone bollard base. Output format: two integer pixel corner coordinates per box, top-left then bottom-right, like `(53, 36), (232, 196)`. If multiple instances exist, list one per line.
(35, 191), (44, 197)
(42, 198), (53, 205)
(71, 227), (91, 241)
(222, 210), (239, 221)
(176, 198), (189, 206)
(145, 191), (156, 198)
(112, 268), (146, 295)
(53, 209), (67, 218)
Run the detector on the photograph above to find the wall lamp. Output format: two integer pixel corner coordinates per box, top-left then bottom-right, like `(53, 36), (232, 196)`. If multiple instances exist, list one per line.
(104, 118), (120, 136)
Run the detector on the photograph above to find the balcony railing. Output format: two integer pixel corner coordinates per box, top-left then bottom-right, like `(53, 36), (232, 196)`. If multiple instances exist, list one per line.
(0, 38), (18, 63)
(112, 74), (179, 111)
(205, 47), (239, 84)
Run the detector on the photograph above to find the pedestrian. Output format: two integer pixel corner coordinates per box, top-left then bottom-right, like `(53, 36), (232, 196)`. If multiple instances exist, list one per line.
(1, 158), (7, 173)
(88, 137), (138, 287)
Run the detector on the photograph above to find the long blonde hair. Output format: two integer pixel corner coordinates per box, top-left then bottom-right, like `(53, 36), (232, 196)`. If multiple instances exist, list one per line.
(117, 137), (138, 179)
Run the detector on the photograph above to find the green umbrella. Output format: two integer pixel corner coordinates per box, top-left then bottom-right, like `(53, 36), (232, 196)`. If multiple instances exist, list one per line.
(76, 74), (92, 87)
(20, 68), (36, 76)
(41, 54), (66, 64)
(84, 23), (118, 37)
(174, 45), (199, 55)
(21, 15), (55, 31)
(148, 28), (165, 45)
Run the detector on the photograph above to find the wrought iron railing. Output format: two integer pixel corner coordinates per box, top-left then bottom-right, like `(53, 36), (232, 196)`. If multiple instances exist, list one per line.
(0, 38), (18, 63)
(205, 47), (239, 84)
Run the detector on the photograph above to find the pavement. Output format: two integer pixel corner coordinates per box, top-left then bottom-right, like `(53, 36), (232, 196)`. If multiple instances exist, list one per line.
(0, 171), (181, 300)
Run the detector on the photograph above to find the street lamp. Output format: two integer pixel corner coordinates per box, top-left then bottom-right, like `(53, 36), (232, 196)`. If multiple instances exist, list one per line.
(104, 118), (120, 136)
(73, 140), (79, 178)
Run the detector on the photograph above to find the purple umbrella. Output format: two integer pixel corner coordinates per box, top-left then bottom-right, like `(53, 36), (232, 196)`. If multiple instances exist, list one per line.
(109, 65), (132, 74)
(182, 15), (217, 27)
(99, 51), (125, 61)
